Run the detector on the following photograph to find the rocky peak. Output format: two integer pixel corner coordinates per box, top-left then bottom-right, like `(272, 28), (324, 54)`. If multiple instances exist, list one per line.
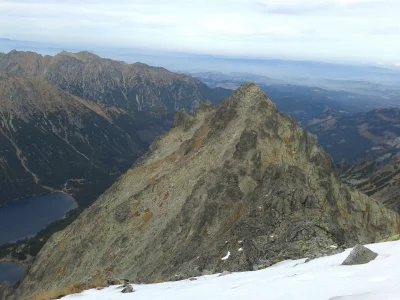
(211, 82), (278, 131)
(57, 50), (100, 61)
(12, 83), (400, 300)
(223, 82), (275, 110)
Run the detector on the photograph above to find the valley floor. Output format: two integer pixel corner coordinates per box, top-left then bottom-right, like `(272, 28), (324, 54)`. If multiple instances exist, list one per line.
(62, 240), (400, 300)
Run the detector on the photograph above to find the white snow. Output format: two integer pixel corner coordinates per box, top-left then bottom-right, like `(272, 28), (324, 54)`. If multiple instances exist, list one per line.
(61, 240), (400, 300)
(221, 251), (231, 260)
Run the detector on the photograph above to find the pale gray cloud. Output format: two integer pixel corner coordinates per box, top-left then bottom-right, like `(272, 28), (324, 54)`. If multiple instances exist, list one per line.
(0, 0), (399, 64)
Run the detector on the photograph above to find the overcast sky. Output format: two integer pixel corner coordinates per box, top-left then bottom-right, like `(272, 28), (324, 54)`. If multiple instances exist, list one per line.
(0, 0), (399, 65)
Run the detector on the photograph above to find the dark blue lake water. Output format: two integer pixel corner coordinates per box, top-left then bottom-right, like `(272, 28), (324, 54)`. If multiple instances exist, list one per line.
(0, 192), (77, 284)
(0, 262), (24, 283)
(0, 192), (78, 245)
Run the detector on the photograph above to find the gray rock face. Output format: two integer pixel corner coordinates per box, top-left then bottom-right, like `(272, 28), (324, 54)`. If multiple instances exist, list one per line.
(0, 282), (15, 300)
(121, 284), (135, 293)
(342, 244), (378, 265)
(12, 83), (400, 300)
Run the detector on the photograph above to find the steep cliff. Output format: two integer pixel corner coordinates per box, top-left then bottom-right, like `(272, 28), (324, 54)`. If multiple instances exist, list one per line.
(14, 84), (400, 300)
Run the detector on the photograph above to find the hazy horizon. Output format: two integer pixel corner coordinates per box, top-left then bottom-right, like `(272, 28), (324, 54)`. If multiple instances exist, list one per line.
(1, 37), (399, 70)
(1, 0), (399, 66)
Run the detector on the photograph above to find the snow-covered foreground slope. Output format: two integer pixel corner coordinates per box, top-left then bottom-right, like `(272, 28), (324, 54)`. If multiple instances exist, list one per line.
(62, 241), (400, 300)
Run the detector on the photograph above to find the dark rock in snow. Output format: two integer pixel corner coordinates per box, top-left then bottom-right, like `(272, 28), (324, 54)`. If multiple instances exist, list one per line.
(341, 244), (378, 265)
(121, 284), (135, 293)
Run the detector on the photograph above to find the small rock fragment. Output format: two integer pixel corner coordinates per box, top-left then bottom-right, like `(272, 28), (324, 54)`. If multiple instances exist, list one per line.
(218, 270), (231, 277)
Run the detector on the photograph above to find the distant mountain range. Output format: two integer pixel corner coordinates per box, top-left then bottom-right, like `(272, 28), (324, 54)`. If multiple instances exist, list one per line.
(1, 38), (400, 89)
(0, 50), (230, 206)
(188, 71), (400, 124)
(306, 108), (400, 163)
(0, 50), (230, 113)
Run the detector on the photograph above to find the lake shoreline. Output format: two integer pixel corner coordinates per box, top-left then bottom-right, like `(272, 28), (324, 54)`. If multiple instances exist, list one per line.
(0, 188), (69, 208)
(0, 192), (78, 246)
(0, 257), (31, 269)
(0, 261), (26, 284)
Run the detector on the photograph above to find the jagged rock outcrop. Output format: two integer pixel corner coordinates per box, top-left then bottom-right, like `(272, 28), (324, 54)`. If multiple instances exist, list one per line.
(13, 84), (400, 300)
(0, 50), (230, 113)
(0, 72), (162, 206)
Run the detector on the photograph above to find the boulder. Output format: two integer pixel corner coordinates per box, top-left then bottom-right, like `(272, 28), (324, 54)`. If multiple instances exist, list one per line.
(341, 244), (378, 266)
(121, 284), (135, 293)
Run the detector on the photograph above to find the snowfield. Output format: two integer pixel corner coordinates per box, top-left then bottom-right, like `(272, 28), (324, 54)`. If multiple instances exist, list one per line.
(62, 240), (400, 300)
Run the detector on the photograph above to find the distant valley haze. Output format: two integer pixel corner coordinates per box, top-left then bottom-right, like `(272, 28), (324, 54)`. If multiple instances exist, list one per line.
(0, 0), (399, 66)
(1, 0), (400, 93)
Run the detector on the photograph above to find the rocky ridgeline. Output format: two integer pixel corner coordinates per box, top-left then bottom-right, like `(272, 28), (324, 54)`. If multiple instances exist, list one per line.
(0, 50), (229, 113)
(10, 83), (400, 300)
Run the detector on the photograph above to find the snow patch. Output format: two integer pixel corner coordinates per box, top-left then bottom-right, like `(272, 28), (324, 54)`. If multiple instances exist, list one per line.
(221, 251), (231, 261)
(61, 241), (400, 300)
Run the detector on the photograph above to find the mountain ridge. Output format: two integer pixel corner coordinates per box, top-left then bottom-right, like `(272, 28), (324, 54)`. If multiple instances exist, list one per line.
(0, 50), (231, 113)
(11, 83), (400, 300)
